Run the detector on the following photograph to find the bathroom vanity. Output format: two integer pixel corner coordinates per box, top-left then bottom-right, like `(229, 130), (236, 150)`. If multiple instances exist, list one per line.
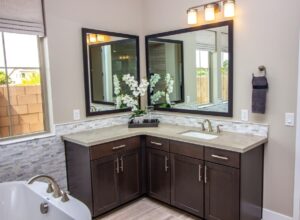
(63, 124), (267, 220)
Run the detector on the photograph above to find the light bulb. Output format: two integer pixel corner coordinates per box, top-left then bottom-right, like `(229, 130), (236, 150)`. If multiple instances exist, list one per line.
(205, 4), (215, 21)
(187, 9), (198, 25)
(224, 0), (235, 17)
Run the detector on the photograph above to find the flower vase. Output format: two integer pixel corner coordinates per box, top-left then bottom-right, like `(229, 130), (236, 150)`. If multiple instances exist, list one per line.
(133, 116), (144, 124)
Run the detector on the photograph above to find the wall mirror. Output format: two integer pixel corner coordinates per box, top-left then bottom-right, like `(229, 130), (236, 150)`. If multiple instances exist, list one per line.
(82, 28), (140, 116)
(146, 20), (233, 117)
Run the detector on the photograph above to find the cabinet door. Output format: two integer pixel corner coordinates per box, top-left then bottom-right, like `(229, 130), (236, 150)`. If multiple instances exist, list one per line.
(147, 148), (170, 204)
(118, 149), (141, 203)
(205, 162), (240, 220)
(91, 155), (119, 216)
(171, 153), (204, 217)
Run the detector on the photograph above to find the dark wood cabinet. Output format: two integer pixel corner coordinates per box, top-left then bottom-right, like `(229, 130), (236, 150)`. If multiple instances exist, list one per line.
(204, 162), (240, 220)
(65, 135), (264, 220)
(91, 155), (119, 216)
(147, 148), (171, 204)
(118, 149), (141, 203)
(65, 137), (142, 218)
(170, 153), (204, 217)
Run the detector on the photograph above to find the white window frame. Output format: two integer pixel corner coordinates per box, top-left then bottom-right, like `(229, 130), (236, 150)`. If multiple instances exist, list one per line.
(0, 33), (54, 144)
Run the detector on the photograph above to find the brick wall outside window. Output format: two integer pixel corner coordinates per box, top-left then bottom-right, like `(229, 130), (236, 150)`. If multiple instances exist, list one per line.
(0, 85), (44, 138)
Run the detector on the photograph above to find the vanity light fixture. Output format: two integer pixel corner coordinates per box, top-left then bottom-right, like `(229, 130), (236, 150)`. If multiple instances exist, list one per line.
(224, 0), (235, 17)
(187, 9), (198, 25)
(187, 0), (235, 24)
(204, 4), (216, 21)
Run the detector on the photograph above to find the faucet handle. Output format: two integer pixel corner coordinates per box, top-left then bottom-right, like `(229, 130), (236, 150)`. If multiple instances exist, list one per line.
(198, 122), (205, 131)
(46, 183), (54, 193)
(216, 124), (224, 133)
(60, 190), (70, 202)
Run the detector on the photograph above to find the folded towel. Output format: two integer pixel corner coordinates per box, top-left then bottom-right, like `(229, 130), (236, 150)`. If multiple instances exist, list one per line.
(252, 76), (268, 114)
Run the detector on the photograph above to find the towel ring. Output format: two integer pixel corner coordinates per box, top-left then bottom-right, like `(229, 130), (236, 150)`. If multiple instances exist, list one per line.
(252, 65), (267, 77)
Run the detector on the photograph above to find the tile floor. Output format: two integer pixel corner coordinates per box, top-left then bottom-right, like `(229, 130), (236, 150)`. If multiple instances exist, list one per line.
(96, 198), (199, 220)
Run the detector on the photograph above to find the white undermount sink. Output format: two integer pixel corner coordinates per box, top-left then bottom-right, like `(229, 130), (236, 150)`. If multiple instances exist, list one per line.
(180, 131), (218, 140)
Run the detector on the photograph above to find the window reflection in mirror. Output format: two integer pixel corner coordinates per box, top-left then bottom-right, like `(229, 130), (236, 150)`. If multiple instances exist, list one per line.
(82, 29), (139, 116)
(146, 21), (233, 116)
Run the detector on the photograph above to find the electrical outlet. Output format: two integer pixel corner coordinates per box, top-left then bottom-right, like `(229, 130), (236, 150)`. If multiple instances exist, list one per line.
(241, 109), (249, 121)
(285, 113), (295, 127)
(73, 109), (80, 121)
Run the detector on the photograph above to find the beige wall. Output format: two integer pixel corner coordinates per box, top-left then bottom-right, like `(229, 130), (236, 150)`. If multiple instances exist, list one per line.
(44, 0), (300, 217)
(44, 0), (145, 123)
(143, 0), (300, 217)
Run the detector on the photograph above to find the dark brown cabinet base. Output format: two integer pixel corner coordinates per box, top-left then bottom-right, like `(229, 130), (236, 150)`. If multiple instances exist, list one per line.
(91, 155), (119, 216)
(147, 148), (170, 204)
(65, 135), (264, 220)
(171, 153), (204, 218)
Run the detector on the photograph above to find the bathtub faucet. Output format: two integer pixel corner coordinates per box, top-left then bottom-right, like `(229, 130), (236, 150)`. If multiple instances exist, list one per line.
(28, 175), (62, 198)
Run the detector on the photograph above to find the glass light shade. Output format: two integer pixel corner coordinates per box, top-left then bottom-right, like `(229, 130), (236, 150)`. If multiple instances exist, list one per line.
(187, 9), (198, 25)
(204, 4), (215, 21)
(224, 0), (235, 17)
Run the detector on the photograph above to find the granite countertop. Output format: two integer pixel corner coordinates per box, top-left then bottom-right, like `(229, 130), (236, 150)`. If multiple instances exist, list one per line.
(62, 124), (268, 153)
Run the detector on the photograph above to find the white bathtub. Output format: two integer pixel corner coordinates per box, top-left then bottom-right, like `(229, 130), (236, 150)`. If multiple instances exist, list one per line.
(0, 181), (91, 220)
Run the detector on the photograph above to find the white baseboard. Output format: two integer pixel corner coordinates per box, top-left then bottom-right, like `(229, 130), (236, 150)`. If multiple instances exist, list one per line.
(263, 208), (293, 220)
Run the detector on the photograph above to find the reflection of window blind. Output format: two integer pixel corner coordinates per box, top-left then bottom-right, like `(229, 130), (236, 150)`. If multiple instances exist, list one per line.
(221, 32), (228, 52)
(0, 0), (45, 36)
(197, 43), (216, 52)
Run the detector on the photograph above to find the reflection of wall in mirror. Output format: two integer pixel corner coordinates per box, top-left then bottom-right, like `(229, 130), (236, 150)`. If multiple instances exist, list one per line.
(165, 27), (229, 111)
(87, 37), (138, 108)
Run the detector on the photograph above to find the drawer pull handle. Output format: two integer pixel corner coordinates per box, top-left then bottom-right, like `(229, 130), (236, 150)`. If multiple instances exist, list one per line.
(112, 144), (126, 150)
(211, 154), (229, 160)
(150, 141), (163, 146)
(165, 156), (169, 172)
(120, 156), (124, 172)
(198, 165), (202, 182)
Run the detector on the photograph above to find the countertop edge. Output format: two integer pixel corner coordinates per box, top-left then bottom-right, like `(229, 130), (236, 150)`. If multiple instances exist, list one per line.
(62, 130), (268, 153)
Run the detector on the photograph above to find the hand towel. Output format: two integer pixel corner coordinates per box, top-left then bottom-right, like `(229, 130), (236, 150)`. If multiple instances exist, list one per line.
(252, 75), (268, 114)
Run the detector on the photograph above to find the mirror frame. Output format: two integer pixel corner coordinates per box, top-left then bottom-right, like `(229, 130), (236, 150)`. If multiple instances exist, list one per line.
(82, 28), (140, 116)
(145, 20), (233, 117)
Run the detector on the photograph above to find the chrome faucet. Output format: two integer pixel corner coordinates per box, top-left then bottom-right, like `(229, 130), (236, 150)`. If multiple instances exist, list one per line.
(198, 122), (205, 131)
(28, 175), (62, 198)
(203, 119), (213, 133)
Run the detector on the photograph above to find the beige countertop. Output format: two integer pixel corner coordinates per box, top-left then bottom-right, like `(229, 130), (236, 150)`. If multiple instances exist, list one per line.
(62, 124), (268, 153)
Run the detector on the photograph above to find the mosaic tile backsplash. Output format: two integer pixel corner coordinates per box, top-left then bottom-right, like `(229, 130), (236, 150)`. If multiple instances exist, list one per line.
(0, 112), (268, 189)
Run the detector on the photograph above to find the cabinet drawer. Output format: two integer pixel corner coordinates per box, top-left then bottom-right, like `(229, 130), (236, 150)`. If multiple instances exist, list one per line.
(90, 137), (140, 161)
(146, 136), (169, 152)
(170, 140), (204, 160)
(205, 147), (240, 168)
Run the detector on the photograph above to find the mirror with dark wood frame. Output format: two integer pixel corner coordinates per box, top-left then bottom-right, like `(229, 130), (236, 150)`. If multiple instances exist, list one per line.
(82, 28), (140, 116)
(146, 20), (233, 117)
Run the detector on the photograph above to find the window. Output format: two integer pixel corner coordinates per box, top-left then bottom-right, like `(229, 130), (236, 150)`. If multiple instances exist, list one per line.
(0, 32), (48, 139)
(196, 49), (211, 105)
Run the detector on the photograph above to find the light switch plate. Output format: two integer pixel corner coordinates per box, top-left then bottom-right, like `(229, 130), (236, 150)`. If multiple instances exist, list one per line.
(241, 109), (249, 121)
(285, 113), (295, 127)
(73, 109), (80, 121)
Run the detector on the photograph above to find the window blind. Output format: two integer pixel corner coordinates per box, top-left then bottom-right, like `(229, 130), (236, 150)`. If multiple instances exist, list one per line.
(0, 0), (45, 36)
